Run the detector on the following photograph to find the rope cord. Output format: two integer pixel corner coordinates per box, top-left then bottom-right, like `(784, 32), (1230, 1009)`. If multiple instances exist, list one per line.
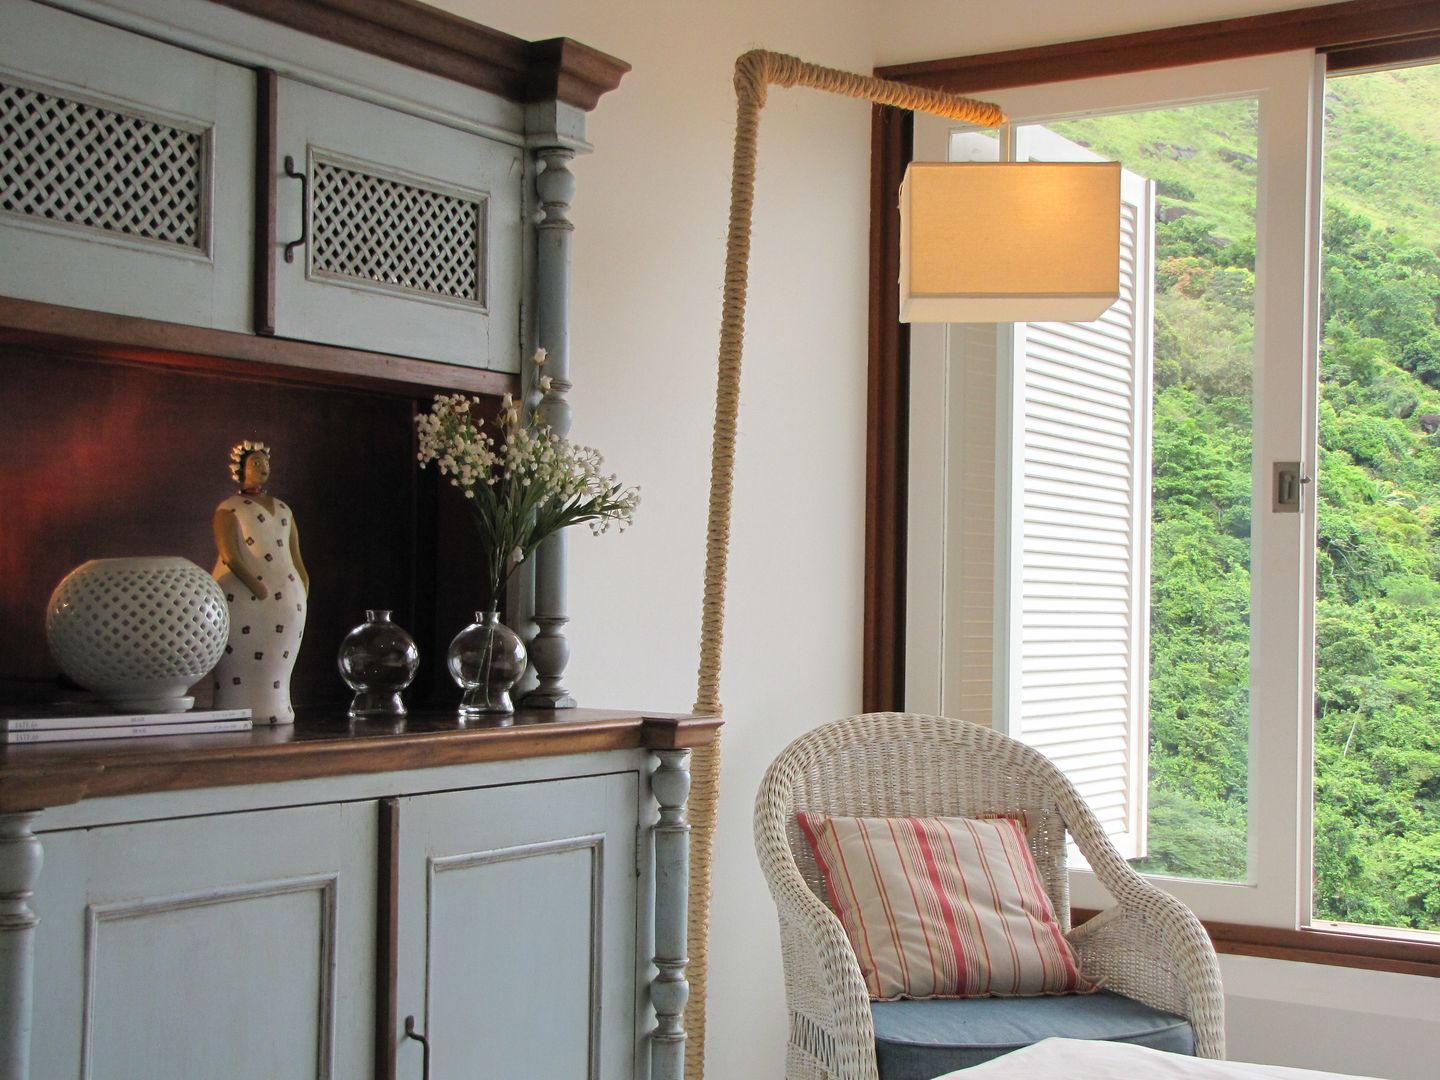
(694, 51), (1002, 719)
(685, 50), (1003, 1078)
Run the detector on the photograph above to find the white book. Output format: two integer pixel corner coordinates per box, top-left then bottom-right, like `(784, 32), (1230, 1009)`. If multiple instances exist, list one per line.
(2, 718), (254, 744)
(0, 707), (252, 733)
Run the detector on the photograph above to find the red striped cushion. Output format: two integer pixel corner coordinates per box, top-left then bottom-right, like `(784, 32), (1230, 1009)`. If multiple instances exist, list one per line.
(797, 813), (1095, 1000)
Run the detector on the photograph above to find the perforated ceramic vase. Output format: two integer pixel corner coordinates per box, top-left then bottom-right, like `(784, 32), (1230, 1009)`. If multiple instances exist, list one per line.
(45, 556), (230, 713)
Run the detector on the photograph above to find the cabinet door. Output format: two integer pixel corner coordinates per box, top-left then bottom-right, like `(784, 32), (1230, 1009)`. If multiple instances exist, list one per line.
(0, 0), (254, 331)
(31, 801), (377, 1080)
(272, 78), (524, 372)
(394, 771), (640, 1079)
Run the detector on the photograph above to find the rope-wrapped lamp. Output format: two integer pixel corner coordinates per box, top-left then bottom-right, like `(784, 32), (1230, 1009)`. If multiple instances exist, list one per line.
(686, 49), (1119, 1077)
(684, 51), (1003, 1077)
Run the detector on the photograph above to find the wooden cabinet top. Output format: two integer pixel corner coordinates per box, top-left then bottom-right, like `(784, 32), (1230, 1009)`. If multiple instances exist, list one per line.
(213, 0), (630, 110)
(0, 708), (721, 812)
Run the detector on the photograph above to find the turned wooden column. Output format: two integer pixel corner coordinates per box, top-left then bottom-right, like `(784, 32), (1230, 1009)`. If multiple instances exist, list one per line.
(0, 812), (42, 1080)
(523, 145), (578, 708)
(650, 750), (691, 1080)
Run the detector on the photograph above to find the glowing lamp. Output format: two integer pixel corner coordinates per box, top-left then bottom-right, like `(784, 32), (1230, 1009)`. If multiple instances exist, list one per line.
(899, 161), (1123, 323)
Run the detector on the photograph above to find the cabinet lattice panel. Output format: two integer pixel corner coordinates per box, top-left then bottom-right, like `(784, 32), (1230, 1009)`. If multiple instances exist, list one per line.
(310, 157), (483, 303)
(0, 81), (204, 248)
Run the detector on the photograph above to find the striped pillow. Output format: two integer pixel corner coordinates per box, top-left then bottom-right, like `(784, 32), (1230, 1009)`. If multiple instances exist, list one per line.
(797, 813), (1095, 1000)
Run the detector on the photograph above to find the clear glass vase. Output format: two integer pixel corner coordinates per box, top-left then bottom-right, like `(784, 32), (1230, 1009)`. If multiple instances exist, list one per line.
(447, 611), (527, 717)
(336, 609), (420, 719)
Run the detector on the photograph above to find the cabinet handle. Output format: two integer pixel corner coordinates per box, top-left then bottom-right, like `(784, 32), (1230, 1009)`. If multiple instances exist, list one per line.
(404, 1014), (431, 1080)
(282, 154), (309, 264)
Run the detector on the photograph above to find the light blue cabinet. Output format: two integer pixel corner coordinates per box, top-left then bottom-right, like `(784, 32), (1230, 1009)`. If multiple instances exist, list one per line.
(394, 773), (640, 1079)
(1, 2), (645, 1068)
(31, 801), (377, 1080)
(0, 0), (255, 332)
(2, 0), (618, 703)
(27, 769), (640, 1079)
(271, 78), (524, 372)
(3, 724), (706, 1080)
(2, 0), (529, 372)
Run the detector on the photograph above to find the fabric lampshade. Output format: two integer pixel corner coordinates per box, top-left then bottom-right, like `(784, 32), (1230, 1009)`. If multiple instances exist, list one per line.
(899, 161), (1122, 323)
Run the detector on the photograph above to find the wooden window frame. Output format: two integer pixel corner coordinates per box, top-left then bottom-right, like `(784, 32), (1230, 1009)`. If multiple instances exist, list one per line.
(1071, 907), (1440, 978)
(863, 0), (1440, 973)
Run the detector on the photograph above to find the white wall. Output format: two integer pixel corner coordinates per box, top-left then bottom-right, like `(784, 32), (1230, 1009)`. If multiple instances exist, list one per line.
(438, 2), (875, 1076)
(436, 2), (1434, 1078)
(1221, 955), (1440, 1079)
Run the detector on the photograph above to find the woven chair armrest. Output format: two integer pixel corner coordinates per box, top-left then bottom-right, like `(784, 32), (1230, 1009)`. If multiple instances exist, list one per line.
(756, 782), (879, 1079)
(1068, 888), (1225, 1059)
(775, 898), (880, 1078)
(1052, 770), (1224, 1058)
(774, 872), (874, 1004)
(768, 856), (878, 1068)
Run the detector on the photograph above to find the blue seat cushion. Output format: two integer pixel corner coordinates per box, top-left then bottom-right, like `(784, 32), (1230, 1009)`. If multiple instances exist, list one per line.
(871, 990), (1194, 1079)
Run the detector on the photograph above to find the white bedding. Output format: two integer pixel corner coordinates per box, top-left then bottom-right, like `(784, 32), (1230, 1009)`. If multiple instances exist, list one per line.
(933, 1039), (1381, 1080)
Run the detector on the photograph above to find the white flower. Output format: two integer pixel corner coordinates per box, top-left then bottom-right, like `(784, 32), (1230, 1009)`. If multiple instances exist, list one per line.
(413, 380), (639, 602)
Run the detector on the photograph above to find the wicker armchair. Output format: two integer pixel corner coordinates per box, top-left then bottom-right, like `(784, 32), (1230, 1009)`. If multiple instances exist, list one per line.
(753, 712), (1225, 1079)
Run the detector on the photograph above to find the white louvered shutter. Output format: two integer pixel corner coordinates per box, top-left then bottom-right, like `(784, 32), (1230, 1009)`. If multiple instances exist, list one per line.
(1008, 130), (1154, 860)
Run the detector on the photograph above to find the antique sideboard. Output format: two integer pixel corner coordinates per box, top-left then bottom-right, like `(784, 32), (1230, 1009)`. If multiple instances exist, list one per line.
(0, 1), (710, 1077)
(0, 711), (720, 1079)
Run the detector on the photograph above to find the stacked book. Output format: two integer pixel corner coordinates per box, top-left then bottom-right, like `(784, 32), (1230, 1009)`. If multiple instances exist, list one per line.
(1, 706), (253, 744)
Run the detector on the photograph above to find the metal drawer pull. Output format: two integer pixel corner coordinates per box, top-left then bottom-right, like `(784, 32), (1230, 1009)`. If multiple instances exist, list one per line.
(282, 155), (309, 264)
(404, 1014), (431, 1080)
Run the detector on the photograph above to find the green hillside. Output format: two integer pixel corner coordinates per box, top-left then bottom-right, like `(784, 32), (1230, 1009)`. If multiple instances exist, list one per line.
(1048, 64), (1440, 930)
(1058, 100), (1259, 245)
(1327, 67), (1440, 248)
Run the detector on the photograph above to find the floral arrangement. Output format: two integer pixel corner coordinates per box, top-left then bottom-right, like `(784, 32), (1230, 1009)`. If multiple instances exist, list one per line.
(415, 350), (640, 612)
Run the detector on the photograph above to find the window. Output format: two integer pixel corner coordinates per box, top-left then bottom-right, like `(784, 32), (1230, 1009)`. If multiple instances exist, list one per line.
(907, 51), (1323, 928)
(1312, 59), (1440, 933)
(911, 52), (1440, 937)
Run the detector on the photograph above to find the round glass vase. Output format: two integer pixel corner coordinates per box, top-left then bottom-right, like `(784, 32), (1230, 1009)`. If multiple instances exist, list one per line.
(336, 610), (420, 719)
(447, 611), (527, 718)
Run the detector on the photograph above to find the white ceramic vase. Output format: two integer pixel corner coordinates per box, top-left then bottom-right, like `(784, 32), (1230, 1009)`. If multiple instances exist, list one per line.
(45, 556), (230, 712)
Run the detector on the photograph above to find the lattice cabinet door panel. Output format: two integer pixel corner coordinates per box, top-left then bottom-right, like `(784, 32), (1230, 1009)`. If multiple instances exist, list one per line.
(392, 771), (642, 1079)
(0, 0), (254, 332)
(272, 78), (524, 372)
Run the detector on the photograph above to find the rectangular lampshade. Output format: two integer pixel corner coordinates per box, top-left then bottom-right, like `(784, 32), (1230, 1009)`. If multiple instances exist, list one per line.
(899, 161), (1122, 324)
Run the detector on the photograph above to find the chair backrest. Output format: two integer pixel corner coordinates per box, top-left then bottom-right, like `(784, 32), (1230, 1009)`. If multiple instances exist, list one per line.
(759, 712), (1099, 930)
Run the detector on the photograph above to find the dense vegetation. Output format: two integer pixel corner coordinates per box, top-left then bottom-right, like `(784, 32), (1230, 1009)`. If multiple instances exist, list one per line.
(1050, 63), (1440, 930)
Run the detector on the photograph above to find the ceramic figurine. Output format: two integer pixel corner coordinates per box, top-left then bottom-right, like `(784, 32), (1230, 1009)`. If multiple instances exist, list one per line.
(210, 440), (309, 724)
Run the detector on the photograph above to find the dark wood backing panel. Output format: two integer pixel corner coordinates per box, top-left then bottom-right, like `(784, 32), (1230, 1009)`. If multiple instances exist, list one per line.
(0, 348), (488, 709)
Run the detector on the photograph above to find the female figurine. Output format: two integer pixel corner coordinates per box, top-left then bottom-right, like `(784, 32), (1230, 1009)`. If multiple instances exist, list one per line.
(211, 440), (309, 724)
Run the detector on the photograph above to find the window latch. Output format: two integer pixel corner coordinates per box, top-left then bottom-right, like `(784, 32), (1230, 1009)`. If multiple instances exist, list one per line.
(1273, 462), (1311, 513)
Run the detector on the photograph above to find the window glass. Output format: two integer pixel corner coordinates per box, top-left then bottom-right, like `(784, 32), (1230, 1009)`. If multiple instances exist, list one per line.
(1032, 100), (1260, 883)
(1313, 60), (1440, 932)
